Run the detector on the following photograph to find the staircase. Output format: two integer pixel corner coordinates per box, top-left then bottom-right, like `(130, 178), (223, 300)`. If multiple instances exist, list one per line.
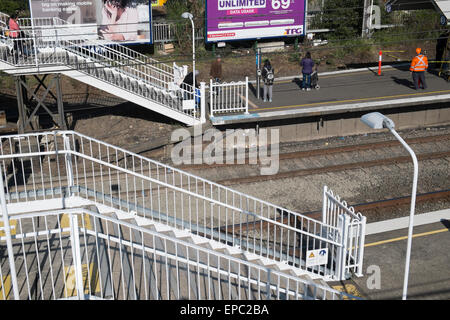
(0, 130), (365, 300)
(0, 13), (203, 126)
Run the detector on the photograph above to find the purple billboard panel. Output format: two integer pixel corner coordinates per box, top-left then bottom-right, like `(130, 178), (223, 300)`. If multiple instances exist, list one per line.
(206, 0), (306, 42)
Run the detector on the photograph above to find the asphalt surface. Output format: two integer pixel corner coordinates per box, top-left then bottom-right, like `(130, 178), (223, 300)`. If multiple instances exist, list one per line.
(330, 216), (450, 300)
(249, 65), (450, 113)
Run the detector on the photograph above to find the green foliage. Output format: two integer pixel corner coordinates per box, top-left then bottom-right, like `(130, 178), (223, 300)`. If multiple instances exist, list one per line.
(0, 0), (29, 16)
(372, 9), (441, 46)
(165, 0), (205, 54)
(314, 0), (364, 40)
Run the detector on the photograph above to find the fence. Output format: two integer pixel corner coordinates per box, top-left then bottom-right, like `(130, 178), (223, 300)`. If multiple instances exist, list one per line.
(0, 13), (205, 124)
(209, 77), (249, 117)
(322, 186), (366, 280)
(153, 21), (204, 43)
(0, 206), (357, 300)
(0, 131), (365, 284)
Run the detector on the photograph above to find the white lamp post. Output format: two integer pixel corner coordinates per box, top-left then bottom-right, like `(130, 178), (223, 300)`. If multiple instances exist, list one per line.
(360, 112), (418, 300)
(181, 12), (195, 99)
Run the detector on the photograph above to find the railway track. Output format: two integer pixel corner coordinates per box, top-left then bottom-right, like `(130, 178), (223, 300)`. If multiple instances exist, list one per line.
(5, 131), (449, 224)
(226, 189), (450, 233)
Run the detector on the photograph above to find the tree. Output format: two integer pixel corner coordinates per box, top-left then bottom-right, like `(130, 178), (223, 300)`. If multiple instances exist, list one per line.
(318, 0), (364, 40)
(0, 0), (29, 16)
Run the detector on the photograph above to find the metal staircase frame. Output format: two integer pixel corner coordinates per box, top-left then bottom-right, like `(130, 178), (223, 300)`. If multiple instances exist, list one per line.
(0, 14), (205, 126)
(0, 130), (366, 296)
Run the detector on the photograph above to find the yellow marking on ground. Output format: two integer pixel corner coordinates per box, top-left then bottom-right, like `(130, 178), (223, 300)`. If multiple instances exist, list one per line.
(64, 263), (101, 298)
(239, 94), (259, 109)
(60, 213), (92, 233)
(0, 219), (17, 237)
(0, 275), (11, 300)
(365, 228), (448, 248)
(332, 284), (363, 299)
(249, 89), (450, 112)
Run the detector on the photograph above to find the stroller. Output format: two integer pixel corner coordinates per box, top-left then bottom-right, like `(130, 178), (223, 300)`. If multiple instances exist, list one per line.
(310, 70), (320, 90)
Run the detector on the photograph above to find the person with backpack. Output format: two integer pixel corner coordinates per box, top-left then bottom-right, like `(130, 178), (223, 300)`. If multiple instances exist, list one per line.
(300, 52), (315, 91)
(261, 59), (274, 102)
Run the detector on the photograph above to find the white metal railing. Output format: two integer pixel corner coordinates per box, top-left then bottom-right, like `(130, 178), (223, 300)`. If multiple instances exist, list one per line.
(210, 77), (249, 117)
(322, 186), (366, 279)
(0, 131), (365, 282)
(0, 207), (357, 300)
(0, 13), (205, 124)
(153, 21), (204, 43)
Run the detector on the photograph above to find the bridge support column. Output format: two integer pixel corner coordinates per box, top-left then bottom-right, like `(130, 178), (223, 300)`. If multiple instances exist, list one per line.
(14, 74), (67, 134)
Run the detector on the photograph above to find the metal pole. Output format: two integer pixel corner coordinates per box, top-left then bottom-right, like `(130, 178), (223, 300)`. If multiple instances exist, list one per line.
(389, 128), (418, 300)
(0, 168), (20, 300)
(190, 17), (196, 103)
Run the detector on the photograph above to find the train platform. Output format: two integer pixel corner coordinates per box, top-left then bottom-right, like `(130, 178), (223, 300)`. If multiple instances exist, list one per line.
(210, 64), (450, 126)
(329, 208), (450, 300)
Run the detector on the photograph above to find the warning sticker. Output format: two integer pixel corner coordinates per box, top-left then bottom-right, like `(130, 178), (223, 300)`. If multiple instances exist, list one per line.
(306, 248), (328, 267)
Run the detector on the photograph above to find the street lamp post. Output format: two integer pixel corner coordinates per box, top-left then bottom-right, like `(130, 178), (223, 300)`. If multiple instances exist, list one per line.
(181, 12), (195, 100)
(360, 112), (418, 300)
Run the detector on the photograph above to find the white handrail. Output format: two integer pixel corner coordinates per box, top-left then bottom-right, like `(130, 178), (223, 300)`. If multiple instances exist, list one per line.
(0, 131), (360, 280)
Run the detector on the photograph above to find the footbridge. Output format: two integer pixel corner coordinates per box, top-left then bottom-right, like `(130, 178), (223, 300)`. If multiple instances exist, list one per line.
(0, 13), (204, 129)
(0, 130), (365, 300)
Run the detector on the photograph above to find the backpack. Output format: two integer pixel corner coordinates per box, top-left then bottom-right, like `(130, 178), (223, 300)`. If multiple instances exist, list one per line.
(264, 66), (274, 84)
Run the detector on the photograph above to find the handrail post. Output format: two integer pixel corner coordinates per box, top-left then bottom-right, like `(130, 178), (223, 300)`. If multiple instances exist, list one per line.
(356, 215), (367, 277)
(245, 76), (249, 114)
(69, 213), (85, 300)
(200, 81), (206, 123)
(0, 167), (20, 300)
(210, 79), (214, 118)
(63, 133), (74, 197)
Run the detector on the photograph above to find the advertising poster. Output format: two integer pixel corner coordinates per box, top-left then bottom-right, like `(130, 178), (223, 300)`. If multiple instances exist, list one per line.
(206, 0), (306, 42)
(29, 0), (152, 44)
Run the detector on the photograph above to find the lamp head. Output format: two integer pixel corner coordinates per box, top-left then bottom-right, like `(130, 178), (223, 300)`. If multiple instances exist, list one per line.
(181, 12), (193, 20)
(361, 112), (395, 130)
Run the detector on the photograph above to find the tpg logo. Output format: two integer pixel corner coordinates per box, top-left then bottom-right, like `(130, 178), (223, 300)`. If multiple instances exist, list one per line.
(284, 27), (303, 35)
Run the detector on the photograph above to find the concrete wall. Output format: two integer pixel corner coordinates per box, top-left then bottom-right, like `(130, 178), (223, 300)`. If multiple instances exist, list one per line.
(259, 105), (450, 144)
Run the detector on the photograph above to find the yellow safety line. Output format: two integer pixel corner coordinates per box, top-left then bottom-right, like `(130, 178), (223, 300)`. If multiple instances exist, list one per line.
(250, 89), (450, 112)
(365, 228), (448, 248)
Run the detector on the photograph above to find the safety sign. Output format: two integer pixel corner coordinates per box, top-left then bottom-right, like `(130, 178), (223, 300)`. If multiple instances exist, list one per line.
(306, 248), (328, 267)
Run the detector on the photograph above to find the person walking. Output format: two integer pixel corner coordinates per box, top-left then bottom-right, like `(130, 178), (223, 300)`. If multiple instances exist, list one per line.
(300, 52), (314, 91)
(210, 55), (222, 84)
(8, 13), (21, 63)
(410, 48), (428, 90)
(181, 70), (200, 102)
(210, 55), (222, 96)
(261, 59), (274, 102)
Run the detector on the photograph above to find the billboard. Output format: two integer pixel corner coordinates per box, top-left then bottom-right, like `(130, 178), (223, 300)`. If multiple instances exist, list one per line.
(29, 0), (152, 44)
(206, 0), (306, 42)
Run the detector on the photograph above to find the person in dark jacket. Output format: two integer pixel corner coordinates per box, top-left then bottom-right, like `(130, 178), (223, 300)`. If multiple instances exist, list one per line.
(261, 59), (274, 102)
(181, 70), (199, 100)
(210, 55), (222, 83)
(300, 52), (314, 91)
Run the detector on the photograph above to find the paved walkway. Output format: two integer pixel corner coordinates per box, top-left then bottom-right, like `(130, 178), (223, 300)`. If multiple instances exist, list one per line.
(211, 64), (450, 125)
(329, 208), (450, 300)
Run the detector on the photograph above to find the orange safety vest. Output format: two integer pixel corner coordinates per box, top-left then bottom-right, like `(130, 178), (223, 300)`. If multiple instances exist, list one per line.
(410, 54), (428, 72)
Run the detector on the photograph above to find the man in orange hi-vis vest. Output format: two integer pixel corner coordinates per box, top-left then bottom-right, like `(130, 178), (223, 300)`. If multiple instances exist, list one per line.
(410, 48), (428, 90)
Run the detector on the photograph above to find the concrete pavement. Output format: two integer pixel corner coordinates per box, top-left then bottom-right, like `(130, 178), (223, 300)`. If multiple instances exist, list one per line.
(211, 64), (450, 125)
(329, 209), (450, 300)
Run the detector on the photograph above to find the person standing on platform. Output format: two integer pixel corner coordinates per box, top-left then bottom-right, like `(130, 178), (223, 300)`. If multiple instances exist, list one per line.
(261, 59), (274, 102)
(210, 55), (222, 84)
(300, 52), (314, 91)
(410, 48), (428, 90)
(210, 55), (222, 96)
